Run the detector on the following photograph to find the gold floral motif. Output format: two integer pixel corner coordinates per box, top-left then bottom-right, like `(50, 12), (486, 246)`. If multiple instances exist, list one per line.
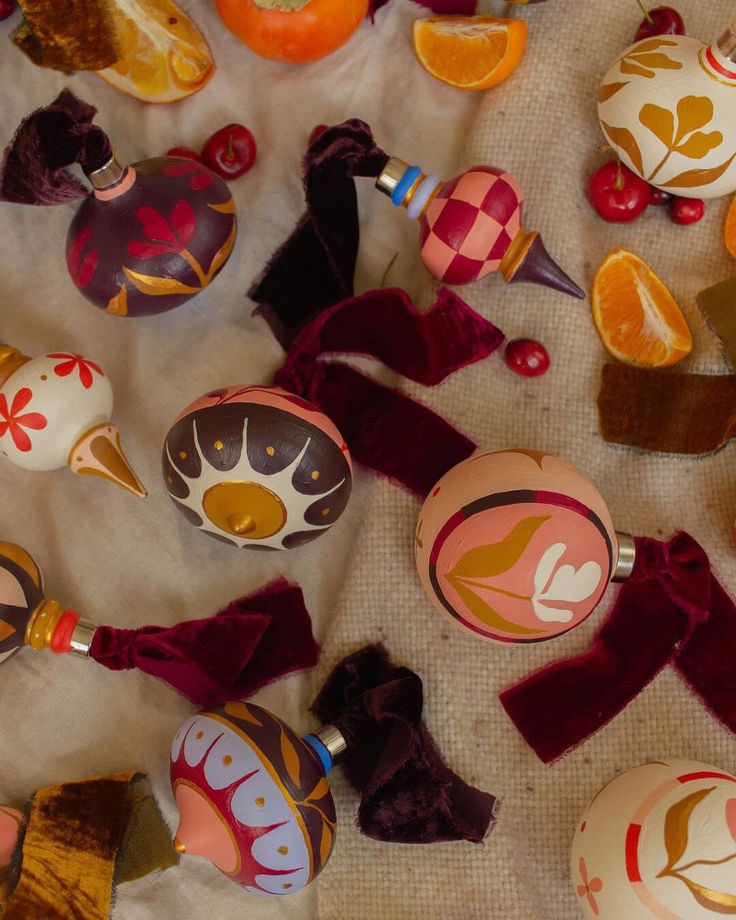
(640, 96), (724, 183)
(617, 38), (682, 79)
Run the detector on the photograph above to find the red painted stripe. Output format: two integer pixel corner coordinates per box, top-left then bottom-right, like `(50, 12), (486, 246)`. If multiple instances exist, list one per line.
(678, 771), (736, 784)
(625, 823), (642, 881)
(706, 47), (736, 80)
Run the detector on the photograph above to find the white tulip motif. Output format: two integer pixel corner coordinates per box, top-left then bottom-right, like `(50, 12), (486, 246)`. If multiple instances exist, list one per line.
(531, 543), (602, 624)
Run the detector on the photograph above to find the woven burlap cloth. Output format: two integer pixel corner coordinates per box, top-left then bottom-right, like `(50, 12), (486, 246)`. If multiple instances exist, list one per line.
(0, 1), (734, 918)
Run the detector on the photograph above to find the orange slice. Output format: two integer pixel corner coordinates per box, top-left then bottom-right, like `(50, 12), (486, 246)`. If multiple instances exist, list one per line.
(592, 249), (692, 367)
(412, 16), (527, 91)
(98, 0), (214, 104)
(724, 194), (736, 258)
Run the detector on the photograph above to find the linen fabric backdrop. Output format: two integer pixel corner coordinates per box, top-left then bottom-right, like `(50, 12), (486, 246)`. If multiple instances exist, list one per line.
(0, 1), (734, 918)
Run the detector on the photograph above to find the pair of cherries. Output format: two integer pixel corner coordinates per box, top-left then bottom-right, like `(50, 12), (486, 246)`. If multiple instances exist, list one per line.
(168, 124), (257, 180)
(589, 162), (705, 225)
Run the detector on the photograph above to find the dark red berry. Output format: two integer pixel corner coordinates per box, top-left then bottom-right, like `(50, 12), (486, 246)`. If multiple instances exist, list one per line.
(634, 5), (684, 41)
(0, 0), (16, 20)
(588, 162), (650, 223)
(647, 185), (673, 206)
(166, 146), (202, 162)
(309, 124), (329, 146)
(504, 339), (550, 377)
(202, 124), (257, 180)
(670, 197), (705, 225)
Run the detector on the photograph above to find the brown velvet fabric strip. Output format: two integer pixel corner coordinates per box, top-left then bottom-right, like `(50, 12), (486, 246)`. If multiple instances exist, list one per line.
(696, 276), (736, 371)
(14, 0), (120, 72)
(598, 363), (736, 455)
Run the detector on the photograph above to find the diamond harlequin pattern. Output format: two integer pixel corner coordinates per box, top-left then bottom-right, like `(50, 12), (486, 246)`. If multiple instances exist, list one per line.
(420, 167), (523, 285)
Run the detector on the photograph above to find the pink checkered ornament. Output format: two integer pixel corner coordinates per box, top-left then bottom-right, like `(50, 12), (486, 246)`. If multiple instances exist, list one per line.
(376, 159), (583, 298)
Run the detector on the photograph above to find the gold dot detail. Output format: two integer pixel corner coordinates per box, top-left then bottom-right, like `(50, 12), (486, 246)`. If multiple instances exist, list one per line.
(40, 375), (47, 381)
(76, 456), (82, 462)
(214, 440), (224, 451)
(179, 451), (187, 460)
(321, 508), (330, 517)
(311, 470), (320, 480)
(278, 846), (289, 855)
(255, 797), (265, 808)
(196, 731), (204, 740)
(167, 476), (173, 485)
(266, 446), (275, 456)
(283, 883), (292, 890)
(222, 755), (233, 766)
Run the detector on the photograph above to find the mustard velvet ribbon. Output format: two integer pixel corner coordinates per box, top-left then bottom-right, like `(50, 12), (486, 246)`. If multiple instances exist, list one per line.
(0, 772), (177, 920)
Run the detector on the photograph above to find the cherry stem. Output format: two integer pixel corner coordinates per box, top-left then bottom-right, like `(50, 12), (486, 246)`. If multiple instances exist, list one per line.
(635, 0), (654, 25)
(226, 133), (234, 163)
(615, 157), (624, 191)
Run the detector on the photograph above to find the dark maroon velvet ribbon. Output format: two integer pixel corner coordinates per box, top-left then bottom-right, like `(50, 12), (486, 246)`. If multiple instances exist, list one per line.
(274, 286), (503, 496)
(500, 532), (736, 763)
(312, 644), (496, 844)
(248, 119), (389, 346)
(0, 89), (111, 205)
(89, 579), (319, 707)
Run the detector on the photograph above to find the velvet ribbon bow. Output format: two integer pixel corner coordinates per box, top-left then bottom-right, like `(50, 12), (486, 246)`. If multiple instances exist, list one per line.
(500, 531), (736, 763)
(312, 644), (496, 844)
(274, 286), (504, 497)
(88, 580), (320, 707)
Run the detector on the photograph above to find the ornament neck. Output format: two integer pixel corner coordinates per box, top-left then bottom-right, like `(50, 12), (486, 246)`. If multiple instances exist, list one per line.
(304, 724), (347, 773)
(375, 157), (442, 221)
(87, 152), (136, 201)
(702, 26), (736, 83)
(0, 346), (30, 388)
(612, 532), (636, 582)
(24, 599), (97, 657)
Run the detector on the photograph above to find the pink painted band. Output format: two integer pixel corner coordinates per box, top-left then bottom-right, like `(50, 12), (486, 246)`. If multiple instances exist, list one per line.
(94, 167), (136, 201)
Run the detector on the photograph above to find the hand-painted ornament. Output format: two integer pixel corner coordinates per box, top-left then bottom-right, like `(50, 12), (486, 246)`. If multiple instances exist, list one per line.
(1, 90), (237, 317)
(0, 345), (145, 497)
(571, 759), (736, 918)
(598, 20), (736, 199)
(415, 449), (635, 643)
(170, 702), (340, 895)
(375, 157), (583, 297)
(162, 386), (352, 549)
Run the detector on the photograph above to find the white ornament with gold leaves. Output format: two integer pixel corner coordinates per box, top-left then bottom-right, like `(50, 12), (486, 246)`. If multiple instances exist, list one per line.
(598, 20), (736, 198)
(0, 345), (145, 497)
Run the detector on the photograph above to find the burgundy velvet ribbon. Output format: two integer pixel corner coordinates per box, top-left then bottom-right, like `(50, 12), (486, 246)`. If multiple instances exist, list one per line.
(274, 286), (504, 496)
(500, 532), (736, 763)
(248, 119), (389, 346)
(312, 644), (496, 844)
(0, 89), (111, 205)
(88, 579), (319, 707)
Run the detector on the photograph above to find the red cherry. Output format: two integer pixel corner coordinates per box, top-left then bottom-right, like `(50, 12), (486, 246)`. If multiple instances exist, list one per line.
(309, 124), (329, 146)
(166, 147), (202, 162)
(504, 339), (550, 377)
(647, 185), (673, 206)
(0, 0), (16, 20)
(588, 162), (650, 223)
(670, 197), (705, 225)
(634, 5), (684, 41)
(202, 124), (257, 180)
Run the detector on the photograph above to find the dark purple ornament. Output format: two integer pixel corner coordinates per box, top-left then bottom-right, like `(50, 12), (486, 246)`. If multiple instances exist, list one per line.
(0, 90), (238, 318)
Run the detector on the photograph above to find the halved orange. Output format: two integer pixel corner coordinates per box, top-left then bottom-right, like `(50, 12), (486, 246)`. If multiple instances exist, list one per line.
(412, 16), (527, 91)
(724, 194), (736, 258)
(592, 249), (692, 367)
(98, 0), (214, 104)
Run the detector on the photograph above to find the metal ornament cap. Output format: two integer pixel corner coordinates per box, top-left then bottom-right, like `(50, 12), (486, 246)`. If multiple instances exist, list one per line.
(86, 152), (128, 191)
(612, 532), (636, 582)
(68, 423), (147, 498)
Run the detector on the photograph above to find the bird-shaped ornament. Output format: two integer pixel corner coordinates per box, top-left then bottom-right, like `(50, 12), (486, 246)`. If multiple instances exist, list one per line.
(375, 157), (583, 296)
(598, 19), (736, 198)
(0, 345), (145, 498)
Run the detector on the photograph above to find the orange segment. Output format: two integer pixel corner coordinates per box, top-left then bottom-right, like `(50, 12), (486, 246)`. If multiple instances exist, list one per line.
(592, 249), (692, 368)
(412, 16), (527, 91)
(97, 0), (214, 104)
(724, 194), (736, 258)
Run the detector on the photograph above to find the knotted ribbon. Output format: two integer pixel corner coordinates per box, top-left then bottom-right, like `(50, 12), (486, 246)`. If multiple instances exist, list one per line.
(312, 643), (496, 844)
(500, 531), (736, 763)
(274, 286), (504, 496)
(88, 579), (320, 707)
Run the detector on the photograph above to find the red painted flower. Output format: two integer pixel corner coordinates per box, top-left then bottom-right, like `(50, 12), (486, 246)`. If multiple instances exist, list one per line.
(576, 857), (602, 916)
(0, 389), (47, 453)
(163, 161), (214, 191)
(48, 353), (104, 390)
(128, 201), (197, 260)
(67, 227), (99, 288)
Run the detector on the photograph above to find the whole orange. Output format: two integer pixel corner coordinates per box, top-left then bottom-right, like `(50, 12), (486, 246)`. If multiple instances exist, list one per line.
(215, 0), (369, 63)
